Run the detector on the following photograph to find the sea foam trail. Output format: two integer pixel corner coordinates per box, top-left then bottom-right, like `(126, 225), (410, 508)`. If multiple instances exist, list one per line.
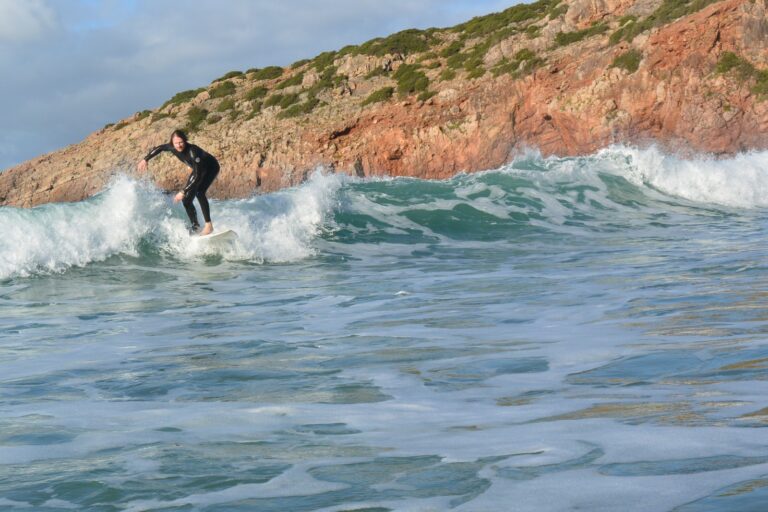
(0, 171), (343, 279)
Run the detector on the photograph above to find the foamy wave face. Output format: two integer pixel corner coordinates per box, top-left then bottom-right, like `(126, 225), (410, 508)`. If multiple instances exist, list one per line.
(0, 170), (343, 279)
(226, 169), (342, 262)
(594, 145), (768, 208)
(0, 176), (162, 279)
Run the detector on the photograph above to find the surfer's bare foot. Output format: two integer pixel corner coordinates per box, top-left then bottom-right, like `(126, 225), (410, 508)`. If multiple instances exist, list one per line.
(200, 223), (214, 236)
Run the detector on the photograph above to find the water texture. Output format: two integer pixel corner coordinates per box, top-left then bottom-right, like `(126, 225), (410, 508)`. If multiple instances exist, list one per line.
(1, 146), (768, 511)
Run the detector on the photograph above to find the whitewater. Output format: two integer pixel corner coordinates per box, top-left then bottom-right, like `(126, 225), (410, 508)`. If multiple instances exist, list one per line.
(1, 145), (768, 511)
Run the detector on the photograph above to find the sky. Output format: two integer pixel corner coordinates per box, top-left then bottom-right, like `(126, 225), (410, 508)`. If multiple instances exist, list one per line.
(0, 0), (521, 171)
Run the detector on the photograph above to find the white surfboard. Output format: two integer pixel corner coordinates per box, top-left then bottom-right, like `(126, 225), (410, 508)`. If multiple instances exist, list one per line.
(195, 229), (238, 244)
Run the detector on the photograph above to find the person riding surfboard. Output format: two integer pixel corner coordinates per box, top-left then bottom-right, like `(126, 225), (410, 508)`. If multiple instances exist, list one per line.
(137, 130), (220, 235)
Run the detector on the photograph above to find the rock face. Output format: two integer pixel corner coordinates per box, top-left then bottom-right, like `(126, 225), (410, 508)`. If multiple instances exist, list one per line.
(2, 0), (767, 208)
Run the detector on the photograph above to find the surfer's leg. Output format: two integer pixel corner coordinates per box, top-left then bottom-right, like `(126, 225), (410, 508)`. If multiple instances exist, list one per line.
(196, 191), (213, 235)
(197, 164), (219, 236)
(182, 194), (200, 231)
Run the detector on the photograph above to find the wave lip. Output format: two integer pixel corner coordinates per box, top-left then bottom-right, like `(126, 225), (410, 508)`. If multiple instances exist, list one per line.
(0, 176), (157, 280)
(594, 145), (768, 208)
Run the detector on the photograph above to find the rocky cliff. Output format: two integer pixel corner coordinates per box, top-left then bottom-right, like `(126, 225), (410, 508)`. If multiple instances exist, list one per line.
(2, 0), (767, 207)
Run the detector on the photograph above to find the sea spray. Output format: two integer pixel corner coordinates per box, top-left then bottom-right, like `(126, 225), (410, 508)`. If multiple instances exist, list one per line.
(0, 176), (161, 279)
(593, 145), (768, 208)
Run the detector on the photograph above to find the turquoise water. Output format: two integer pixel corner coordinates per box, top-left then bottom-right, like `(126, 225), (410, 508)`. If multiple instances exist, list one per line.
(1, 146), (768, 511)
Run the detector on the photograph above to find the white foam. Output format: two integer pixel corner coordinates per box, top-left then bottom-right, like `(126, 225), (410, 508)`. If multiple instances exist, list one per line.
(0, 170), (343, 278)
(0, 175), (160, 280)
(595, 145), (768, 208)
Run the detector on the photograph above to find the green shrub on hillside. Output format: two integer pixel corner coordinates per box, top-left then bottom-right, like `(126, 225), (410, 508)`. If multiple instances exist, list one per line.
(362, 86), (395, 106)
(439, 69), (457, 81)
(151, 112), (171, 124)
(482, 26), (517, 46)
(525, 25), (541, 39)
(515, 48), (537, 62)
(418, 90), (437, 102)
(464, 56), (486, 78)
(185, 107), (209, 132)
(291, 59), (310, 69)
(754, 70), (768, 98)
(610, 0), (719, 45)
(265, 93), (301, 110)
(209, 81), (236, 99)
(337, 44), (359, 58)
(306, 66), (345, 97)
(161, 88), (205, 110)
(278, 97), (321, 119)
(276, 72), (305, 90)
(609, 19), (642, 45)
(251, 66), (284, 80)
(441, 40), (464, 58)
(355, 29), (435, 57)
(264, 94), (283, 108)
(611, 49), (643, 73)
(136, 110), (152, 122)
(447, 52), (469, 70)
(549, 3), (568, 19)
(611, 49), (642, 73)
(313, 51), (337, 71)
(652, 0), (720, 25)
(716, 52), (768, 100)
(418, 52), (438, 62)
(716, 52), (755, 80)
(365, 66), (391, 79)
(394, 64), (429, 96)
(454, 0), (562, 37)
(216, 98), (236, 112)
(245, 86), (268, 101)
(555, 23), (608, 47)
(247, 101), (263, 120)
(618, 15), (638, 25)
(207, 114), (222, 124)
(492, 48), (544, 77)
(213, 71), (244, 82)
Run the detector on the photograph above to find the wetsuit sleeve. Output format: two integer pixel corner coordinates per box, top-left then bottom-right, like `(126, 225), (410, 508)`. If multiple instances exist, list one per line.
(142, 143), (173, 162)
(182, 145), (204, 198)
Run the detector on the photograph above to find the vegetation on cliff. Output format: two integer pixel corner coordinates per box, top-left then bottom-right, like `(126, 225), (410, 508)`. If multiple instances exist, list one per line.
(611, 50), (643, 73)
(717, 52), (768, 100)
(609, 0), (721, 44)
(109, 0), (734, 134)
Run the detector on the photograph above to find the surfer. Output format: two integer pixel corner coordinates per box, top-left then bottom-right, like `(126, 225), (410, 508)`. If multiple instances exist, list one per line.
(137, 130), (220, 235)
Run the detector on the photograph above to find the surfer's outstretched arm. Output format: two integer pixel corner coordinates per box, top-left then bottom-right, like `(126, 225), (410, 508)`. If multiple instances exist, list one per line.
(137, 143), (173, 172)
(143, 143), (173, 162)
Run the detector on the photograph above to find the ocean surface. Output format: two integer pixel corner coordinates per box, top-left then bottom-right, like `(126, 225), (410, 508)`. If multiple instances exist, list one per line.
(1, 146), (768, 512)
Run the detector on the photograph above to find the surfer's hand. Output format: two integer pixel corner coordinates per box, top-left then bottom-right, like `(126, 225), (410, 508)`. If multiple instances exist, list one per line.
(173, 192), (184, 204)
(137, 159), (147, 172)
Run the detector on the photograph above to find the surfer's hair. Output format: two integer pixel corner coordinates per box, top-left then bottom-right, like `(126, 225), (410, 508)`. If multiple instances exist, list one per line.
(170, 130), (188, 144)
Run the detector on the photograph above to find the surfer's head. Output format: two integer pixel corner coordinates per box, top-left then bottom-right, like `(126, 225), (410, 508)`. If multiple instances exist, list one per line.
(170, 130), (188, 152)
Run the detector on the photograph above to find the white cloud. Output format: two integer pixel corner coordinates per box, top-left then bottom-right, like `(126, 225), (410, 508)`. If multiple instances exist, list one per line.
(0, 0), (58, 43)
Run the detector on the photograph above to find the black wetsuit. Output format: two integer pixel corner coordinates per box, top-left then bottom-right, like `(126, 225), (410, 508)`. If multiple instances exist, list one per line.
(143, 143), (220, 230)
